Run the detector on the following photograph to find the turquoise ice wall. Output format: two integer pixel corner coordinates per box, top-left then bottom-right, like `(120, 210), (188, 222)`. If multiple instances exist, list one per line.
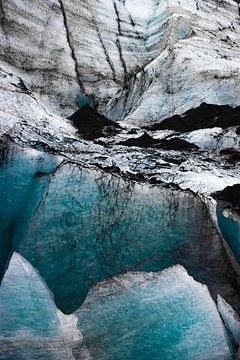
(0, 139), (238, 313)
(217, 207), (240, 262)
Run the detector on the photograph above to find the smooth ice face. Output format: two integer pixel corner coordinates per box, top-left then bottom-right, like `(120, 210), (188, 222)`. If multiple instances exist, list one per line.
(216, 207), (240, 262)
(76, 266), (233, 360)
(0, 139), (59, 277)
(0, 141), (239, 313)
(0, 252), (82, 360)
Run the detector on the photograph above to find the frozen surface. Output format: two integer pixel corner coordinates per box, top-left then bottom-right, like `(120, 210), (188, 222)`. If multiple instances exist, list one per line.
(76, 266), (233, 360)
(1, 0), (240, 123)
(0, 0), (240, 358)
(0, 71), (239, 315)
(0, 69), (239, 201)
(0, 252), (82, 360)
(1, 141), (239, 314)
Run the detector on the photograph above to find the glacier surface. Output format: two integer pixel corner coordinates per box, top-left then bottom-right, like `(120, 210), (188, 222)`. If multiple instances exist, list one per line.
(1, 0), (240, 125)
(76, 266), (233, 360)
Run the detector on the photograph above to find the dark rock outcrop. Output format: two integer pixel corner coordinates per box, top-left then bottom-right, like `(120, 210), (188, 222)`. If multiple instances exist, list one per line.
(213, 184), (240, 215)
(220, 149), (240, 165)
(153, 138), (199, 151)
(118, 133), (159, 147)
(145, 103), (240, 133)
(69, 105), (121, 140)
(118, 133), (198, 150)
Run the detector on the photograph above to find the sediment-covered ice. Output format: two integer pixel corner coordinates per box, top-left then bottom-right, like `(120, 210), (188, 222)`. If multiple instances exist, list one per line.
(1, 0), (240, 123)
(0, 69), (239, 202)
(76, 266), (233, 360)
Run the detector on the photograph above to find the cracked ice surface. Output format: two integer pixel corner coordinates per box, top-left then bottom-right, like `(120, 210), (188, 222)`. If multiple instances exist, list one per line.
(0, 69), (239, 200)
(1, 69), (240, 281)
(76, 266), (233, 360)
(0, 252), (82, 360)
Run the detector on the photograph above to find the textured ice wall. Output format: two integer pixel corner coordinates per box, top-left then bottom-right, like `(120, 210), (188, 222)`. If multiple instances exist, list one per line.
(0, 140), (60, 276)
(0, 0), (79, 115)
(0, 252), (82, 360)
(104, 0), (240, 125)
(76, 266), (233, 360)
(1, 0), (240, 123)
(1, 140), (239, 314)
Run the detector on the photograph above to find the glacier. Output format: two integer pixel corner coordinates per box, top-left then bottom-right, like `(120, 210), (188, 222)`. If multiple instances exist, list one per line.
(1, 0), (240, 125)
(0, 66), (239, 357)
(76, 266), (233, 360)
(217, 207), (240, 262)
(0, 0), (240, 358)
(0, 138), (239, 315)
(212, 185), (240, 266)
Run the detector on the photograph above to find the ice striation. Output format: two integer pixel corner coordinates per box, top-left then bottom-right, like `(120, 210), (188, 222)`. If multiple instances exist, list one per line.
(0, 252), (82, 360)
(1, 0), (240, 124)
(76, 266), (233, 360)
(0, 70), (240, 318)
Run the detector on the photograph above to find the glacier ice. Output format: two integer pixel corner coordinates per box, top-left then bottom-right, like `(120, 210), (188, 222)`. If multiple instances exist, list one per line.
(218, 295), (240, 346)
(213, 185), (240, 264)
(0, 139), (57, 274)
(216, 207), (240, 263)
(0, 252), (82, 360)
(1, 140), (239, 314)
(0, 138), (59, 277)
(76, 266), (233, 360)
(0, 0), (240, 358)
(1, 0), (240, 123)
(0, 69), (239, 201)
